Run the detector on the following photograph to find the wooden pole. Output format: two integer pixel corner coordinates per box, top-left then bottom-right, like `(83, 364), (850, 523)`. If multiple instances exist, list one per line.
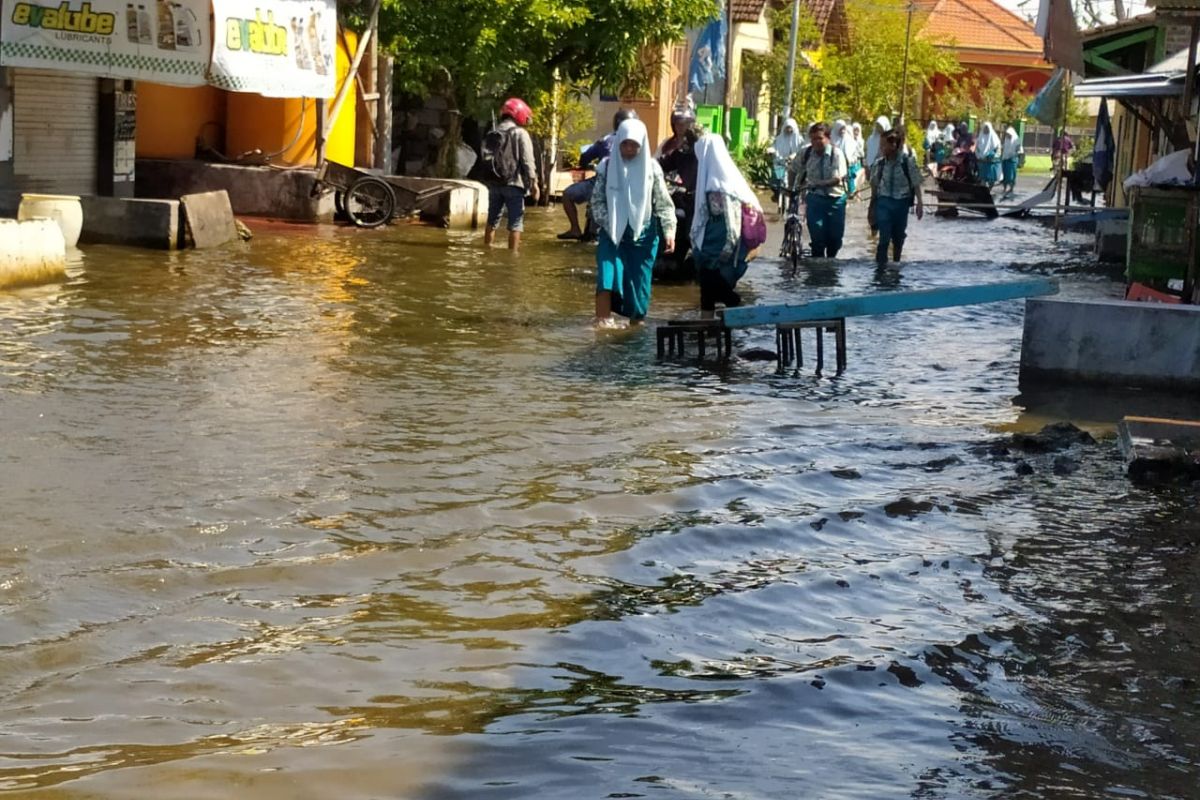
(1053, 71), (1068, 243)
(319, 0), (382, 165)
(723, 0), (735, 140)
(375, 54), (394, 172)
(780, 0), (802, 125)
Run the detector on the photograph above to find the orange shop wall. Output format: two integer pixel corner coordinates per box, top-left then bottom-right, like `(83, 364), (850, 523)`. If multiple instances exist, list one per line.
(137, 29), (358, 167)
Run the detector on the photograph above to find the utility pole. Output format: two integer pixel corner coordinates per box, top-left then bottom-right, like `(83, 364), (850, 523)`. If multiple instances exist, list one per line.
(898, 1), (915, 126)
(780, 0), (802, 128)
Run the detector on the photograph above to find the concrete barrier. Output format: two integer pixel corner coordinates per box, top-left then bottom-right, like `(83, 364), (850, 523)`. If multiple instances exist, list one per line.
(79, 196), (182, 250)
(137, 159), (333, 222)
(0, 218), (67, 289)
(1020, 297), (1200, 390)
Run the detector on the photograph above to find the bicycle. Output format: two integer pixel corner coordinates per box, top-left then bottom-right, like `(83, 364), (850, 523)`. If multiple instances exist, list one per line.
(778, 187), (805, 274)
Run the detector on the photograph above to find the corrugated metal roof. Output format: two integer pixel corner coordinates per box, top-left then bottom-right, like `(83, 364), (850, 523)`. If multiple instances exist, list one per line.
(1075, 45), (1197, 97)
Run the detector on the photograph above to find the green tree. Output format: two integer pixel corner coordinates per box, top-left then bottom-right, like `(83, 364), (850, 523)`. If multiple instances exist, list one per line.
(344, 0), (720, 115)
(938, 75), (1034, 128)
(742, 5), (829, 130)
(822, 0), (959, 124)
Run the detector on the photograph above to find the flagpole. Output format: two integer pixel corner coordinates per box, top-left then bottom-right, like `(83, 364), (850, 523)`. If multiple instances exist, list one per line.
(1054, 70), (1067, 243)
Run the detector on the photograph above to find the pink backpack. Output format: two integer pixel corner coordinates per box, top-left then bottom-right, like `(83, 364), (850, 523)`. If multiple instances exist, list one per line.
(741, 203), (767, 251)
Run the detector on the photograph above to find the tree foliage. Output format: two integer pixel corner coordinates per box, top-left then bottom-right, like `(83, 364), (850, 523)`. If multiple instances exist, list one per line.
(342, 0), (720, 115)
(822, 0), (959, 124)
(938, 75), (1034, 128)
(743, 5), (829, 127)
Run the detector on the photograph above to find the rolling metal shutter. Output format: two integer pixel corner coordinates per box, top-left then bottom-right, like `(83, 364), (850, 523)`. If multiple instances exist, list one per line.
(12, 69), (98, 195)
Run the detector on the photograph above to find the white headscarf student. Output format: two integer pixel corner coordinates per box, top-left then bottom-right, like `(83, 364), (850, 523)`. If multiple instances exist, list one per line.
(976, 122), (1001, 160)
(943, 123), (956, 144)
(1000, 125), (1023, 194)
(773, 118), (804, 164)
(691, 134), (762, 316)
(590, 118), (677, 327)
(852, 123), (865, 160)
(831, 119), (849, 154)
(925, 121), (941, 149)
(866, 116), (891, 165)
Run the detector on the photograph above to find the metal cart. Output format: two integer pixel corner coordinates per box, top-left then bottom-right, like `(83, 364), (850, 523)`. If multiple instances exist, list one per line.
(312, 161), (450, 228)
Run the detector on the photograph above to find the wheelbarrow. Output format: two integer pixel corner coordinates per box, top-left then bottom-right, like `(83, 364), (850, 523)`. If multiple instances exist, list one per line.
(311, 160), (450, 228)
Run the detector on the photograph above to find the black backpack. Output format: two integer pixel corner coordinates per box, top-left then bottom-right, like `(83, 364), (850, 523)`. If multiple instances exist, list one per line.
(479, 125), (521, 185)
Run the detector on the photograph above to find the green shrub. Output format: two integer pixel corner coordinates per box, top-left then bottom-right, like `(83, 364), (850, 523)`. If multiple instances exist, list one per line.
(736, 141), (776, 189)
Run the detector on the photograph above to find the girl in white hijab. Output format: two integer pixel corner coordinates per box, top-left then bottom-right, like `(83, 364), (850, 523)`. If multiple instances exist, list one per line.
(590, 118), (677, 327)
(1000, 125), (1023, 196)
(865, 116), (891, 166)
(834, 119), (864, 196)
(772, 118), (804, 206)
(691, 134), (762, 316)
(976, 122), (1002, 187)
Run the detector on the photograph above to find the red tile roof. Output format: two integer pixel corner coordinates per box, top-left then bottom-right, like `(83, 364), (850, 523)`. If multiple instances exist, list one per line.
(731, 0), (769, 23)
(918, 0), (1044, 54)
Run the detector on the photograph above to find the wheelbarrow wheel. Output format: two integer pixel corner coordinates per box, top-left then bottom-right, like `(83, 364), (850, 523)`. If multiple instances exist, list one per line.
(346, 176), (395, 228)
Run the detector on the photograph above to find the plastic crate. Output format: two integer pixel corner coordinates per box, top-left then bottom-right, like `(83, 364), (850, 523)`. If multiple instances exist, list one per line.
(1126, 186), (1199, 283)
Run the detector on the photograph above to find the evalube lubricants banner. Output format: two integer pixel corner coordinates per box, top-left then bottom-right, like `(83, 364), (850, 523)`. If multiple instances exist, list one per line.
(209, 0), (336, 98)
(0, 0), (209, 85)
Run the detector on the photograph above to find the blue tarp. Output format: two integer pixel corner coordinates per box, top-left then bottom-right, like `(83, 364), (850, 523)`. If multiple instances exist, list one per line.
(1026, 67), (1065, 126)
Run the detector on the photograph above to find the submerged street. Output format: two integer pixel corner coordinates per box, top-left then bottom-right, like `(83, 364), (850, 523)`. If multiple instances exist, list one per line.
(2, 199), (1199, 799)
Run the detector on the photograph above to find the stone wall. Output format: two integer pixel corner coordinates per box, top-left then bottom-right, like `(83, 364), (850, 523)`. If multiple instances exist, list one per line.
(394, 91), (464, 178)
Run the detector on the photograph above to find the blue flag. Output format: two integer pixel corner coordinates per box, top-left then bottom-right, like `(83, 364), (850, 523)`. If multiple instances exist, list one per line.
(1093, 98), (1115, 191)
(689, 3), (726, 94)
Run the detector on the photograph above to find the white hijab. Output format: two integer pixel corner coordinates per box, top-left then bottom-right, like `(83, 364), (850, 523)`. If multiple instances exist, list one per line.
(773, 118), (803, 162)
(832, 119), (856, 161)
(1002, 126), (1022, 160)
(925, 121), (940, 147)
(605, 119), (653, 242)
(866, 115), (891, 164)
(691, 133), (761, 246)
(977, 122), (1000, 158)
(943, 123), (956, 143)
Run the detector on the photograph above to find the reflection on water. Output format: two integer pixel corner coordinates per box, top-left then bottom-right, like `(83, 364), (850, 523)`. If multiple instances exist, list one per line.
(0, 202), (1198, 799)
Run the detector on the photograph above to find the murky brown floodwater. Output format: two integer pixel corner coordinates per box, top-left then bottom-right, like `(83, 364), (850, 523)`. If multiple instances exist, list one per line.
(1, 194), (1198, 800)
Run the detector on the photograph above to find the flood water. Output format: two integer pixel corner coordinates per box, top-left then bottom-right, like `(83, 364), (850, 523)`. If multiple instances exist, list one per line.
(2, 195), (1199, 799)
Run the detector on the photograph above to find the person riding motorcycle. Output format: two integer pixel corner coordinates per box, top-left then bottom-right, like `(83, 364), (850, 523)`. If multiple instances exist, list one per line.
(657, 105), (701, 274)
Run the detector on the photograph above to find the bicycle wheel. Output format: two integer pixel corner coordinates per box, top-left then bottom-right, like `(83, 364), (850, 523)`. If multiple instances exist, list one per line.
(779, 220), (793, 259)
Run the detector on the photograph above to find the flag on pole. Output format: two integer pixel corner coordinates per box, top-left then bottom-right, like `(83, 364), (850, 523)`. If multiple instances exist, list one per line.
(1093, 99), (1116, 191)
(689, 2), (727, 93)
(1038, 0), (1085, 74)
(1026, 67), (1066, 125)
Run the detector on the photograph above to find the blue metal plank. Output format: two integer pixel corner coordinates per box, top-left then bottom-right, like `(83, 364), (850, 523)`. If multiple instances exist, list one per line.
(721, 279), (1060, 329)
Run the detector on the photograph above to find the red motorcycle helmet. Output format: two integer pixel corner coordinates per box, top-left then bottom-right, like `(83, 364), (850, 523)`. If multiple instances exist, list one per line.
(501, 97), (532, 127)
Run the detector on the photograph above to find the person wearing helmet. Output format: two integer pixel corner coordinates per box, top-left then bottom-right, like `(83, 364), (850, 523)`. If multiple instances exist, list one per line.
(483, 97), (539, 251)
(558, 108), (638, 242)
(658, 105), (701, 271)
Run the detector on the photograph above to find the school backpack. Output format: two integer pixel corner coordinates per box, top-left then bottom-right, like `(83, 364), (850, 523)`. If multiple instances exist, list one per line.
(479, 125), (522, 185)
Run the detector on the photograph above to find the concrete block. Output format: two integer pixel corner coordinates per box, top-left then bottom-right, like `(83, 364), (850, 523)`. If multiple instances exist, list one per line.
(137, 159), (334, 222)
(1095, 216), (1127, 263)
(388, 177), (487, 229)
(1020, 297), (1200, 390)
(0, 218), (66, 288)
(79, 196), (181, 250)
(180, 190), (238, 248)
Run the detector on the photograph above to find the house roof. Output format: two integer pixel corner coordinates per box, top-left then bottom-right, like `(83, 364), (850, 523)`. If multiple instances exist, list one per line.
(917, 0), (1044, 55)
(731, 0), (769, 23)
(1081, 11), (1157, 42)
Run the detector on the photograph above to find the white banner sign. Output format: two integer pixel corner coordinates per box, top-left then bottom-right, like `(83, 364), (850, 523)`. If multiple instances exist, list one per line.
(209, 0), (336, 98)
(0, 0), (209, 85)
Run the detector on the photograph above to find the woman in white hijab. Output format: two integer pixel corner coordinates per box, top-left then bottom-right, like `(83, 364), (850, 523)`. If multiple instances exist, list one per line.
(691, 134), (762, 316)
(771, 118), (803, 206)
(590, 118), (677, 327)
(833, 119), (863, 196)
(865, 115), (891, 167)
(976, 122), (1002, 187)
(1000, 125), (1023, 197)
